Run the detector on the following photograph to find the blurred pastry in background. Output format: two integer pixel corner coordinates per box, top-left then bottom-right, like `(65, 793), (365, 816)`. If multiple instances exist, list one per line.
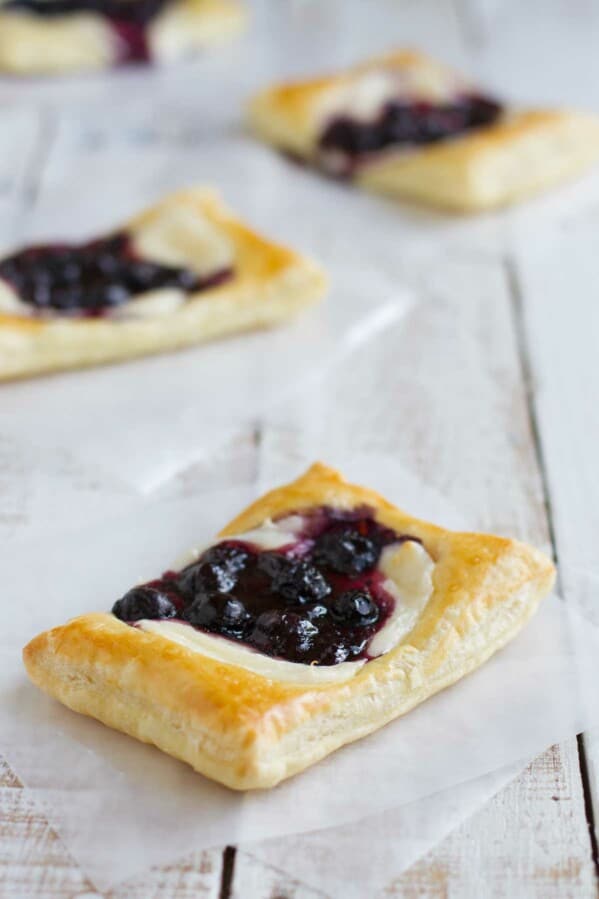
(0, 187), (326, 380)
(0, 0), (245, 74)
(248, 49), (599, 212)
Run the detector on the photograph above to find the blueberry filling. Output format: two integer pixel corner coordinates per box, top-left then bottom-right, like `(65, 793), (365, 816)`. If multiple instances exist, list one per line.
(4, 0), (176, 63)
(318, 95), (502, 174)
(0, 232), (232, 317)
(112, 509), (415, 666)
(313, 527), (379, 576)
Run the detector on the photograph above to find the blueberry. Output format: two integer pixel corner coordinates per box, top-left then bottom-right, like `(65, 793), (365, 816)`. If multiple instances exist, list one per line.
(175, 269), (199, 291)
(258, 553), (331, 605)
(316, 639), (353, 665)
(180, 560), (236, 596)
(184, 593), (252, 638)
(313, 528), (379, 575)
(112, 585), (177, 622)
(206, 542), (251, 571)
(125, 261), (163, 291)
(31, 283), (52, 308)
(319, 117), (358, 153)
(330, 590), (380, 627)
(51, 286), (82, 310)
(179, 543), (250, 598)
(104, 283), (130, 306)
(250, 610), (318, 660)
(61, 260), (83, 283)
(383, 103), (418, 143)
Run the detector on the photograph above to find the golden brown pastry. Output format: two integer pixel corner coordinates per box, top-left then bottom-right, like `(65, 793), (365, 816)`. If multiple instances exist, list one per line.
(23, 462), (555, 790)
(0, 187), (326, 380)
(248, 49), (599, 212)
(0, 0), (245, 74)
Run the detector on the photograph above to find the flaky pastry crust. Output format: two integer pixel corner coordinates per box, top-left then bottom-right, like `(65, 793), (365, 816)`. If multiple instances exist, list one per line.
(0, 0), (246, 74)
(248, 49), (599, 212)
(23, 463), (555, 790)
(0, 187), (326, 380)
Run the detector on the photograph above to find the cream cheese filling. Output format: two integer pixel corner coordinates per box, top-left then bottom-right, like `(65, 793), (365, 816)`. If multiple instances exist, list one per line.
(172, 518), (299, 571)
(368, 540), (435, 657)
(322, 66), (464, 129)
(137, 619), (367, 685)
(142, 521), (436, 685)
(130, 204), (234, 278)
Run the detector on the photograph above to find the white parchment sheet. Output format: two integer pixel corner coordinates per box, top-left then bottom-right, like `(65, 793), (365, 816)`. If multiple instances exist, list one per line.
(0, 133), (406, 492)
(2, 462), (598, 892)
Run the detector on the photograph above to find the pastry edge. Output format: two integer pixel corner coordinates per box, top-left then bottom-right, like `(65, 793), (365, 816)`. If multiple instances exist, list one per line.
(0, 187), (326, 381)
(22, 462), (556, 790)
(357, 110), (599, 211)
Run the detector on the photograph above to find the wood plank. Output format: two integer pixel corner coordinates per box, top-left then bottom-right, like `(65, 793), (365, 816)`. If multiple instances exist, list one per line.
(231, 743), (593, 899)
(515, 230), (599, 873)
(231, 253), (595, 896)
(0, 785), (223, 899)
(387, 740), (595, 899)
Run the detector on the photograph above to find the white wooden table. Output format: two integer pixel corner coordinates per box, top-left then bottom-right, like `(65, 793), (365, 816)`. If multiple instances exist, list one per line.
(2, 1), (599, 896)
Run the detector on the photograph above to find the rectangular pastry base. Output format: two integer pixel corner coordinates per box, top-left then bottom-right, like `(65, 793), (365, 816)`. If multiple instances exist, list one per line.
(0, 188), (326, 381)
(22, 463), (555, 790)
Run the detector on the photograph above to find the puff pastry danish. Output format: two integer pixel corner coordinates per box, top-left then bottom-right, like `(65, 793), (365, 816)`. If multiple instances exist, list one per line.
(0, 0), (245, 74)
(0, 187), (326, 380)
(23, 462), (555, 790)
(248, 50), (599, 212)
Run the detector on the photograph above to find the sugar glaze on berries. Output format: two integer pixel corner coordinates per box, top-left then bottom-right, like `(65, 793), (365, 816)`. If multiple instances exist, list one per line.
(112, 507), (421, 666)
(0, 232), (232, 317)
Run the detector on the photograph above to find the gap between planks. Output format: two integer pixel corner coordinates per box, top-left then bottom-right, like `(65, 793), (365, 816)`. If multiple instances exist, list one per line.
(504, 255), (599, 886)
(219, 846), (237, 899)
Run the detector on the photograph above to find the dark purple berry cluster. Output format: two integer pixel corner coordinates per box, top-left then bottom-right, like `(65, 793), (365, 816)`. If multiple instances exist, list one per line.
(0, 233), (231, 316)
(112, 515), (406, 666)
(319, 95), (502, 163)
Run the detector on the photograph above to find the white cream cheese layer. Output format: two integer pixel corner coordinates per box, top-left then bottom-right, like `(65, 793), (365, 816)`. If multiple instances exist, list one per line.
(131, 204), (234, 278)
(172, 518), (299, 570)
(137, 619), (366, 685)
(326, 68), (461, 126)
(0, 279), (29, 316)
(146, 522), (436, 683)
(368, 540), (435, 657)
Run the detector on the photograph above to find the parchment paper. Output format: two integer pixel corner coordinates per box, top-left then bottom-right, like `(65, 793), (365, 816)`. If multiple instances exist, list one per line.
(0, 131), (406, 492)
(2, 463), (598, 892)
